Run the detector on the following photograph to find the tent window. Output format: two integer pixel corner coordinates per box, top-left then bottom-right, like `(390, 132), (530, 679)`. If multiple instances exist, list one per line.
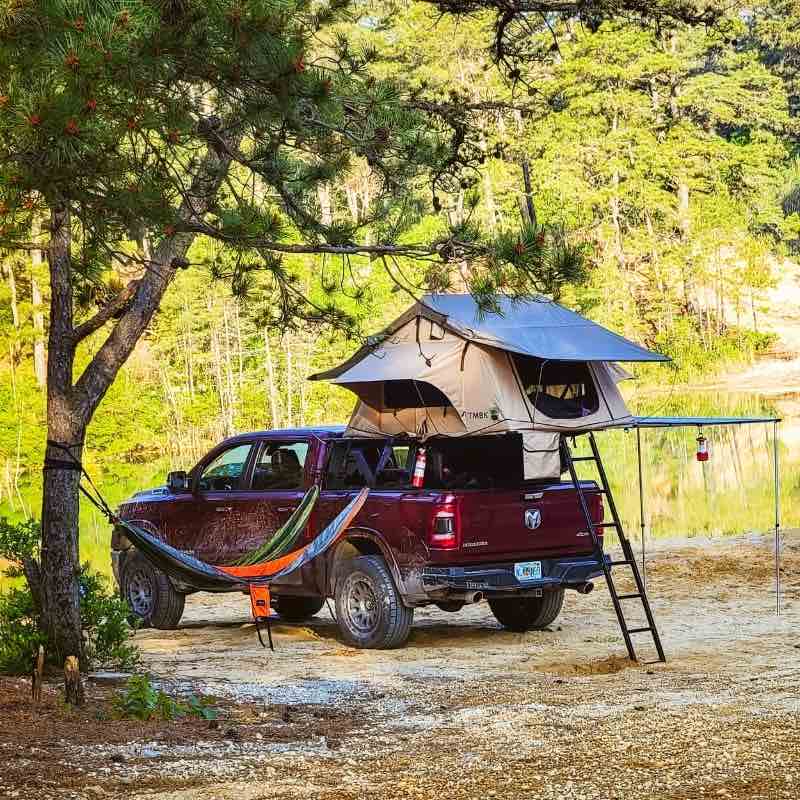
(513, 356), (599, 419)
(383, 380), (452, 410)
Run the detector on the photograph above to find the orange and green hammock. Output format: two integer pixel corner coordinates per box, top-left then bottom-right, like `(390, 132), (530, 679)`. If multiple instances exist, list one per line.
(114, 488), (368, 648)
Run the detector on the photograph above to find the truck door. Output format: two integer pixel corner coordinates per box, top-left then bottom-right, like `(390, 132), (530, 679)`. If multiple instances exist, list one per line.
(188, 441), (259, 565)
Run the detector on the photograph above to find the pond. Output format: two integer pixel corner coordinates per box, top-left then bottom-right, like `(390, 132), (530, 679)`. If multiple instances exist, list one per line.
(570, 386), (795, 543)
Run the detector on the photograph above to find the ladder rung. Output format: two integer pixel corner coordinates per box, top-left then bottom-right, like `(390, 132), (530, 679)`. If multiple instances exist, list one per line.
(617, 593), (642, 600)
(594, 522), (619, 529)
(626, 627), (654, 635)
(570, 456), (597, 462)
(609, 559), (633, 567)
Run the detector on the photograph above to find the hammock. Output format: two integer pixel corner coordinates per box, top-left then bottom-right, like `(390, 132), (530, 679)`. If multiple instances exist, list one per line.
(117, 489), (369, 648)
(236, 485), (320, 565)
(117, 488), (367, 590)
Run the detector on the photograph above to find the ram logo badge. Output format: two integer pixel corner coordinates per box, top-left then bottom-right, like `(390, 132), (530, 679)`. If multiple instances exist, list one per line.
(524, 508), (542, 530)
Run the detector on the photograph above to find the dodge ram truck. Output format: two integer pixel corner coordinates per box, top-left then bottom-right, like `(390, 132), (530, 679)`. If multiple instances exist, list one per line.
(112, 426), (606, 648)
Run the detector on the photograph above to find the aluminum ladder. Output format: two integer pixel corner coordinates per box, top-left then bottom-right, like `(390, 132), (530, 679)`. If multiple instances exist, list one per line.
(561, 432), (666, 663)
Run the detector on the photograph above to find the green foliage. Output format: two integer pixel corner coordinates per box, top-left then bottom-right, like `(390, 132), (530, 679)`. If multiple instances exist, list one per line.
(0, 566), (138, 675)
(114, 674), (218, 721)
(0, 586), (46, 674)
(0, 517), (40, 569)
(78, 569), (140, 671)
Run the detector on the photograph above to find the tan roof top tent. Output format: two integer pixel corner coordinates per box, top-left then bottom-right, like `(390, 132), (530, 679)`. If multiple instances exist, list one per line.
(310, 293), (670, 480)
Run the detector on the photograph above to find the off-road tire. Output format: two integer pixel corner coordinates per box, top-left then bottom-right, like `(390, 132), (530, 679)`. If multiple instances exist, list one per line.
(334, 555), (413, 649)
(274, 595), (325, 622)
(121, 551), (185, 630)
(488, 589), (564, 632)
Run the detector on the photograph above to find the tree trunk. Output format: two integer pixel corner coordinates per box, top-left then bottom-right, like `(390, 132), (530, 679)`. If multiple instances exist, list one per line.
(2, 259), (20, 367)
(609, 111), (624, 270)
(285, 337), (293, 428)
(676, 179), (697, 314)
(64, 655), (84, 706)
(264, 330), (279, 427)
(40, 204), (85, 669)
(31, 275), (47, 388)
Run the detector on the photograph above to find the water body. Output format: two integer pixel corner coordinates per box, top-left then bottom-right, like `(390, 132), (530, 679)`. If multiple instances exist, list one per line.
(578, 387), (794, 542)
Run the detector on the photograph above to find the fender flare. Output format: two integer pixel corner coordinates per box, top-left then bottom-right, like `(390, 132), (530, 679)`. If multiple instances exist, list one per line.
(327, 526), (412, 599)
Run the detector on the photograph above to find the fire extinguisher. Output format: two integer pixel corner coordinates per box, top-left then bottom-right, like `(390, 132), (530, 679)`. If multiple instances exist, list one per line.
(696, 434), (709, 462)
(412, 447), (427, 488)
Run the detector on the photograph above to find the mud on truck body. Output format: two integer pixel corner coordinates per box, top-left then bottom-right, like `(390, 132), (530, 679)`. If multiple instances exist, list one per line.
(113, 426), (606, 649)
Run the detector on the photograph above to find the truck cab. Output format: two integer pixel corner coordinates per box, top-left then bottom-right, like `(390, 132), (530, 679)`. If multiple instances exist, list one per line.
(113, 426), (606, 648)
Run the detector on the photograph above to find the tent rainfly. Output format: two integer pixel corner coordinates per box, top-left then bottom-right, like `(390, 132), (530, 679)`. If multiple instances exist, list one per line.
(309, 294), (670, 479)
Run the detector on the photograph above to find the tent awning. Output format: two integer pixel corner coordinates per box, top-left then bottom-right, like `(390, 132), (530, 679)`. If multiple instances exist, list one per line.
(624, 415), (781, 429)
(329, 340), (462, 384)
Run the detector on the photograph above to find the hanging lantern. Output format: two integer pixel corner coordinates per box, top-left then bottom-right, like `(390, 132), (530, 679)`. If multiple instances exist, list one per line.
(696, 433), (709, 462)
(412, 447), (427, 488)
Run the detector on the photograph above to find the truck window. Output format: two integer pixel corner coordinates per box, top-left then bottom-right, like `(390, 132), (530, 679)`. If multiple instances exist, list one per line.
(197, 443), (253, 491)
(250, 441), (308, 491)
(325, 440), (411, 490)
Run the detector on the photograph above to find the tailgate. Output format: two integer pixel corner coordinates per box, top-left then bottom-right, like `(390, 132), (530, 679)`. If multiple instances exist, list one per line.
(456, 482), (601, 562)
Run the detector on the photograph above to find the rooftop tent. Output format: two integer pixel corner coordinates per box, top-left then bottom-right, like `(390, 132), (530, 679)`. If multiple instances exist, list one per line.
(311, 293), (668, 439)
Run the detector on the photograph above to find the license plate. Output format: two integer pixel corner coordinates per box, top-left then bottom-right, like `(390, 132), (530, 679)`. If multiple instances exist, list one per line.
(514, 561), (542, 582)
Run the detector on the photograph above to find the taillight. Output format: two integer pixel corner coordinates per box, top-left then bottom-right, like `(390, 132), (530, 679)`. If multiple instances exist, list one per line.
(428, 497), (461, 549)
(590, 492), (604, 533)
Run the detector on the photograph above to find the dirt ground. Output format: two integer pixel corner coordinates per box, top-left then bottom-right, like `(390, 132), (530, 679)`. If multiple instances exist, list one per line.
(2, 531), (799, 800)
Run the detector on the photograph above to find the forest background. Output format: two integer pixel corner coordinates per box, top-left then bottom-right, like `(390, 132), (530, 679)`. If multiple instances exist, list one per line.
(2, 2), (799, 581)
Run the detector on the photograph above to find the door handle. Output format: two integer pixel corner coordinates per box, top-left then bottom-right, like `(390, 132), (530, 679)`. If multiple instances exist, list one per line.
(216, 506), (233, 512)
(277, 506), (297, 513)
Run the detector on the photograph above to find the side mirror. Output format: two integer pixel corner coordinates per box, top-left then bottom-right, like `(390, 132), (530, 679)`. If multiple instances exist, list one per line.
(166, 470), (189, 493)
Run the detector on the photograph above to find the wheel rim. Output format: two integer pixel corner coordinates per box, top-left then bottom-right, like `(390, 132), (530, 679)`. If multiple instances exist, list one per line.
(127, 569), (154, 617)
(343, 574), (380, 635)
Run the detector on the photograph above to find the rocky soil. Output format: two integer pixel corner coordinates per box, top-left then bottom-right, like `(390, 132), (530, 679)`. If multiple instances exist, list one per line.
(1, 531), (798, 800)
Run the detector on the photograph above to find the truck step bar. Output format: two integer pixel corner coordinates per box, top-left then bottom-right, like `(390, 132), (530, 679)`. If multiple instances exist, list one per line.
(561, 433), (666, 664)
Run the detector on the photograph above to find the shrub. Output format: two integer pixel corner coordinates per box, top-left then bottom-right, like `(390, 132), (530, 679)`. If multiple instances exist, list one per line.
(0, 587), (47, 674)
(78, 570), (141, 672)
(114, 674), (218, 721)
(0, 568), (140, 675)
(0, 516), (140, 675)
(0, 517), (40, 566)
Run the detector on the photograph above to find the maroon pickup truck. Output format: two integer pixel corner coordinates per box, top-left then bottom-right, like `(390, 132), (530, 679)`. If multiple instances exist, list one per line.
(112, 426), (606, 649)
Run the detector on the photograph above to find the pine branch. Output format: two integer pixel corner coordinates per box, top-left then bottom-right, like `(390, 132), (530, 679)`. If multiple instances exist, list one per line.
(71, 281), (139, 343)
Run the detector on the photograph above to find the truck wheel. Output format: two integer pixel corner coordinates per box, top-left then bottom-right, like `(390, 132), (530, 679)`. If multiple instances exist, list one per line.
(121, 551), (185, 630)
(334, 555), (413, 649)
(274, 595), (325, 622)
(488, 589), (564, 632)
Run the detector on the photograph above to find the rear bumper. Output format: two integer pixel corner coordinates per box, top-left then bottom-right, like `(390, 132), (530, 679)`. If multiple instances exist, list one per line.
(421, 554), (607, 595)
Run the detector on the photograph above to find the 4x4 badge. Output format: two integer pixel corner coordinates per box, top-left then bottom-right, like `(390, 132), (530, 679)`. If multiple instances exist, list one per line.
(524, 508), (541, 530)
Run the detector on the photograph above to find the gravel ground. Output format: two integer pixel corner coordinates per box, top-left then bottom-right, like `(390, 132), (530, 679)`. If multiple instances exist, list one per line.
(2, 531), (798, 799)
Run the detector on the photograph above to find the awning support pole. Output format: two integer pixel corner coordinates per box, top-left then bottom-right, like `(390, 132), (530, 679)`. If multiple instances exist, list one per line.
(773, 420), (781, 616)
(636, 426), (647, 589)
